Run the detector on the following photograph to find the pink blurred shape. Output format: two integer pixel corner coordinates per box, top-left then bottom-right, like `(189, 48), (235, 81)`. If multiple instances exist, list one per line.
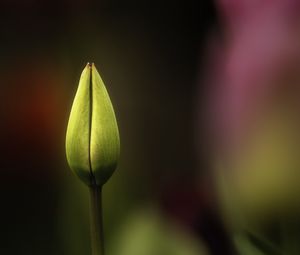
(210, 0), (300, 154)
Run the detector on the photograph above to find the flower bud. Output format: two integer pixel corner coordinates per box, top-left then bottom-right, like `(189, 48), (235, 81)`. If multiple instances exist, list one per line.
(66, 63), (120, 186)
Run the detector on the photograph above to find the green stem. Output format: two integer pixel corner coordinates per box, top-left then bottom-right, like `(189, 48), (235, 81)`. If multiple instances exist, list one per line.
(89, 185), (105, 255)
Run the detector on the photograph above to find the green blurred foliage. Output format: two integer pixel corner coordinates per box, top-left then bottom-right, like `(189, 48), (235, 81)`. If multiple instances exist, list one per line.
(108, 207), (209, 255)
(216, 106), (300, 254)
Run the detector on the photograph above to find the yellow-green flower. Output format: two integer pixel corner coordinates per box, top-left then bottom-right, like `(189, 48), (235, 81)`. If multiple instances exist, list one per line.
(66, 63), (120, 186)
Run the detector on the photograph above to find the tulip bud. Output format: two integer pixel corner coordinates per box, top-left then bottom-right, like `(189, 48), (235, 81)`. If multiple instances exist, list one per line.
(66, 63), (120, 186)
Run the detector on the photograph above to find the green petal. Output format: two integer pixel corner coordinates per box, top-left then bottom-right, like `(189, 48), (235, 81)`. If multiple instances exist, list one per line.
(90, 64), (120, 186)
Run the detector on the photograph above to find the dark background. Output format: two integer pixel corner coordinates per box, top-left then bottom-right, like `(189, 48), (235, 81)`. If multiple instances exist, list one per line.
(0, 1), (232, 254)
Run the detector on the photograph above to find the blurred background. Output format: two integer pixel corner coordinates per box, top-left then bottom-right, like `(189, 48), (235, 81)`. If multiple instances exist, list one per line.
(3, 0), (300, 254)
(0, 1), (225, 255)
